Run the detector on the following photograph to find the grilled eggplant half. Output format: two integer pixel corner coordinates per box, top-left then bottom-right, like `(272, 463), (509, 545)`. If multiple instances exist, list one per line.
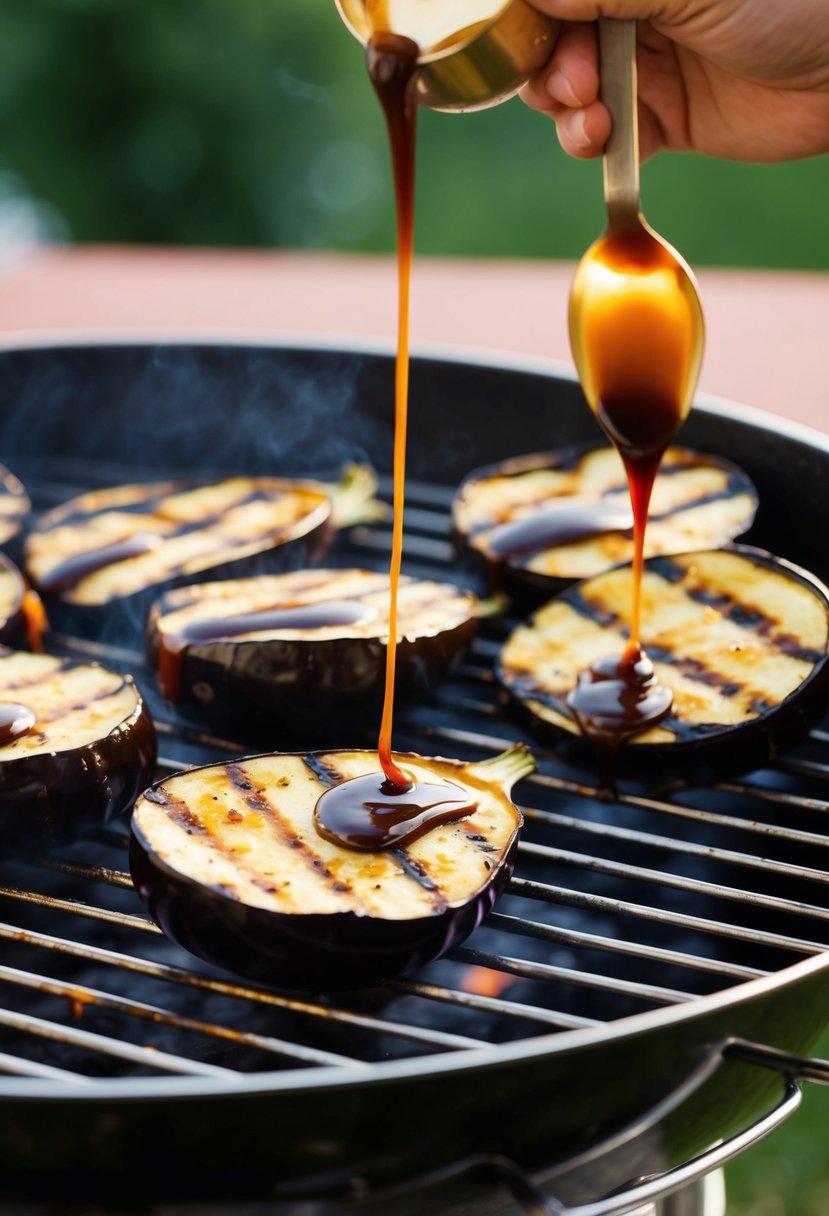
(147, 568), (478, 744)
(24, 466), (380, 639)
(0, 553), (47, 651)
(454, 446), (758, 606)
(0, 650), (156, 845)
(497, 546), (829, 784)
(130, 745), (535, 989)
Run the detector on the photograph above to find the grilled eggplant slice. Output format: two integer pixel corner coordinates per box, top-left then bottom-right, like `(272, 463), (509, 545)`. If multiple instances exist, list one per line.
(0, 650), (156, 845)
(498, 546), (829, 784)
(130, 745), (535, 989)
(0, 553), (47, 651)
(147, 568), (478, 744)
(454, 446), (758, 606)
(24, 466), (380, 638)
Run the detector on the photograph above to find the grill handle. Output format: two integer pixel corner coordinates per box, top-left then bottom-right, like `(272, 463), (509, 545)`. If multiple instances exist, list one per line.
(472, 1037), (829, 1216)
(725, 1036), (829, 1085)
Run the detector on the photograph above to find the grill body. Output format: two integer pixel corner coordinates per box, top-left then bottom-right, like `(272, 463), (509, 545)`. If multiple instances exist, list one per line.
(0, 338), (825, 1207)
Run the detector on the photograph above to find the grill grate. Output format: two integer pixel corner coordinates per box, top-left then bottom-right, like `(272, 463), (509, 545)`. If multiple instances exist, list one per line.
(0, 462), (827, 1085)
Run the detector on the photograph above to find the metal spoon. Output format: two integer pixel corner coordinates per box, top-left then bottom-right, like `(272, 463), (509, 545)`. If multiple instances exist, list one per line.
(568, 17), (705, 645)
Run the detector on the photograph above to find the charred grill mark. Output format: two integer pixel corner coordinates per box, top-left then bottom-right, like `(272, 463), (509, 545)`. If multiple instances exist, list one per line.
(38, 485), (304, 589)
(648, 562), (825, 664)
(391, 850), (445, 910)
(35, 677), (132, 726)
(0, 656), (77, 693)
(146, 787), (209, 836)
(565, 592), (626, 630)
(302, 754), (346, 789)
(226, 762), (357, 902)
(643, 646), (744, 699)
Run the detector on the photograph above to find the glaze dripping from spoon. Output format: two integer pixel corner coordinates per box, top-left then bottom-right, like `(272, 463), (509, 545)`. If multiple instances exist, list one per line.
(567, 19), (704, 790)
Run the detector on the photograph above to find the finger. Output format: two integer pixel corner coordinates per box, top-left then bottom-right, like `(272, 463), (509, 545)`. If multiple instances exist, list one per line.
(556, 99), (612, 158)
(521, 21), (599, 113)
(544, 21), (601, 108)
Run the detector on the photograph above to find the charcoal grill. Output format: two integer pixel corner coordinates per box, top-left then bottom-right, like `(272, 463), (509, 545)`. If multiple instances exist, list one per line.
(0, 336), (826, 1214)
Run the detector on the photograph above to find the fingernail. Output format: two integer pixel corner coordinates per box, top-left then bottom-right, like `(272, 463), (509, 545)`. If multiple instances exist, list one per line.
(562, 108), (591, 149)
(545, 68), (581, 107)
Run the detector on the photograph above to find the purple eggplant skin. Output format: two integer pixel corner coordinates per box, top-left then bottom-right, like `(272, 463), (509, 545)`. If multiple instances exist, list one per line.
(129, 826), (517, 991)
(498, 547), (829, 788)
(453, 445), (759, 611)
(0, 682), (157, 849)
(146, 607), (477, 747)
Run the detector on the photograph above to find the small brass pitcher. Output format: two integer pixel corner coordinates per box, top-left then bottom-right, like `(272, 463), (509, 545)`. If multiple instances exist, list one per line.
(335, 0), (557, 112)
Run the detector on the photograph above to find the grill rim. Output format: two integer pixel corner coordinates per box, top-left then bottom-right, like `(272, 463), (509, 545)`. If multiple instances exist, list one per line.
(0, 334), (826, 1106)
(0, 952), (825, 1102)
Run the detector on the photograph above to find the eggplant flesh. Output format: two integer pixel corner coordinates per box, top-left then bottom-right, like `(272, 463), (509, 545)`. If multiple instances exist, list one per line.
(147, 568), (478, 744)
(130, 746), (534, 989)
(24, 476), (337, 639)
(0, 650), (157, 845)
(498, 546), (829, 783)
(454, 446), (758, 605)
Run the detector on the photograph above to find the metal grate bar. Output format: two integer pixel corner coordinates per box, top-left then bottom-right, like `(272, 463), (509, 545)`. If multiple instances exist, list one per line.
(509, 877), (825, 956)
(714, 780), (829, 813)
(384, 977), (601, 1030)
(521, 804), (829, 886)
(0, 923), (488, 1052)
(34, 858), (134, 890)
(486, 912), (766, 981)
(452, 947), (696, 1006)
(519, 842), (829, 926)
(0, 1051), (94, 1083)
(0, 886), (162, 934)
(618, 790), (829, 849)
(0, 964), (365, 1069)
(349, 527), (453, 562)
(776, 757), (829, 783)
(0, 1007), (240, 1078)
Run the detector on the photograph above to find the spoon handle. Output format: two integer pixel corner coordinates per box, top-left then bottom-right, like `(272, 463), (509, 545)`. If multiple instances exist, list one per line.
(599, 17), (641, 228)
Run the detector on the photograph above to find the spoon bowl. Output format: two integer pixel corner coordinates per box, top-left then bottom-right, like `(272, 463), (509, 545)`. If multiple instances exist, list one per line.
(568, 20), (704, 464)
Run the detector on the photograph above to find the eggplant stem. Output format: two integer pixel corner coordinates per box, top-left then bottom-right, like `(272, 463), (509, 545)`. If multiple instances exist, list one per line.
(321, 464), (387, 528)
(472, 743), (536, 792)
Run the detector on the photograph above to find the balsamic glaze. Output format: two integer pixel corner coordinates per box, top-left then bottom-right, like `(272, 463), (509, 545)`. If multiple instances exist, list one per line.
(487, 501), (633, 560)
(0, 702), (36, 745)
(315, 28), (474, 848)
(38, 532), (160, 594)
(158, 600), (376, 702)
(314, 771), (477, 850)
(567, 647), (671, 796)
(567, 223), (701, 781)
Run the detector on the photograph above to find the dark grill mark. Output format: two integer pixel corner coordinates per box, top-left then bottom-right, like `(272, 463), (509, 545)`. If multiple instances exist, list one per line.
(36, 484), (313, 590)
(565, 592), (626, 630)
(150, 789), (209, 836)
(35, 677), (131, 726)
(226, 762), (357, 903)
(391, 850), (444, 907)
(303, 754), (346, 789)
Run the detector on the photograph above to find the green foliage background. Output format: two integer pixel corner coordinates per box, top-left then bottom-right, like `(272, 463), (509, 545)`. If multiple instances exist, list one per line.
(1, 0), (828, 268)
(0, 3), (826, 1211)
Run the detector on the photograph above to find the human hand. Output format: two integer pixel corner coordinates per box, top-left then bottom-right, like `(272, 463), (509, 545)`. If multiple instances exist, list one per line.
(521, 0), (829, 162)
